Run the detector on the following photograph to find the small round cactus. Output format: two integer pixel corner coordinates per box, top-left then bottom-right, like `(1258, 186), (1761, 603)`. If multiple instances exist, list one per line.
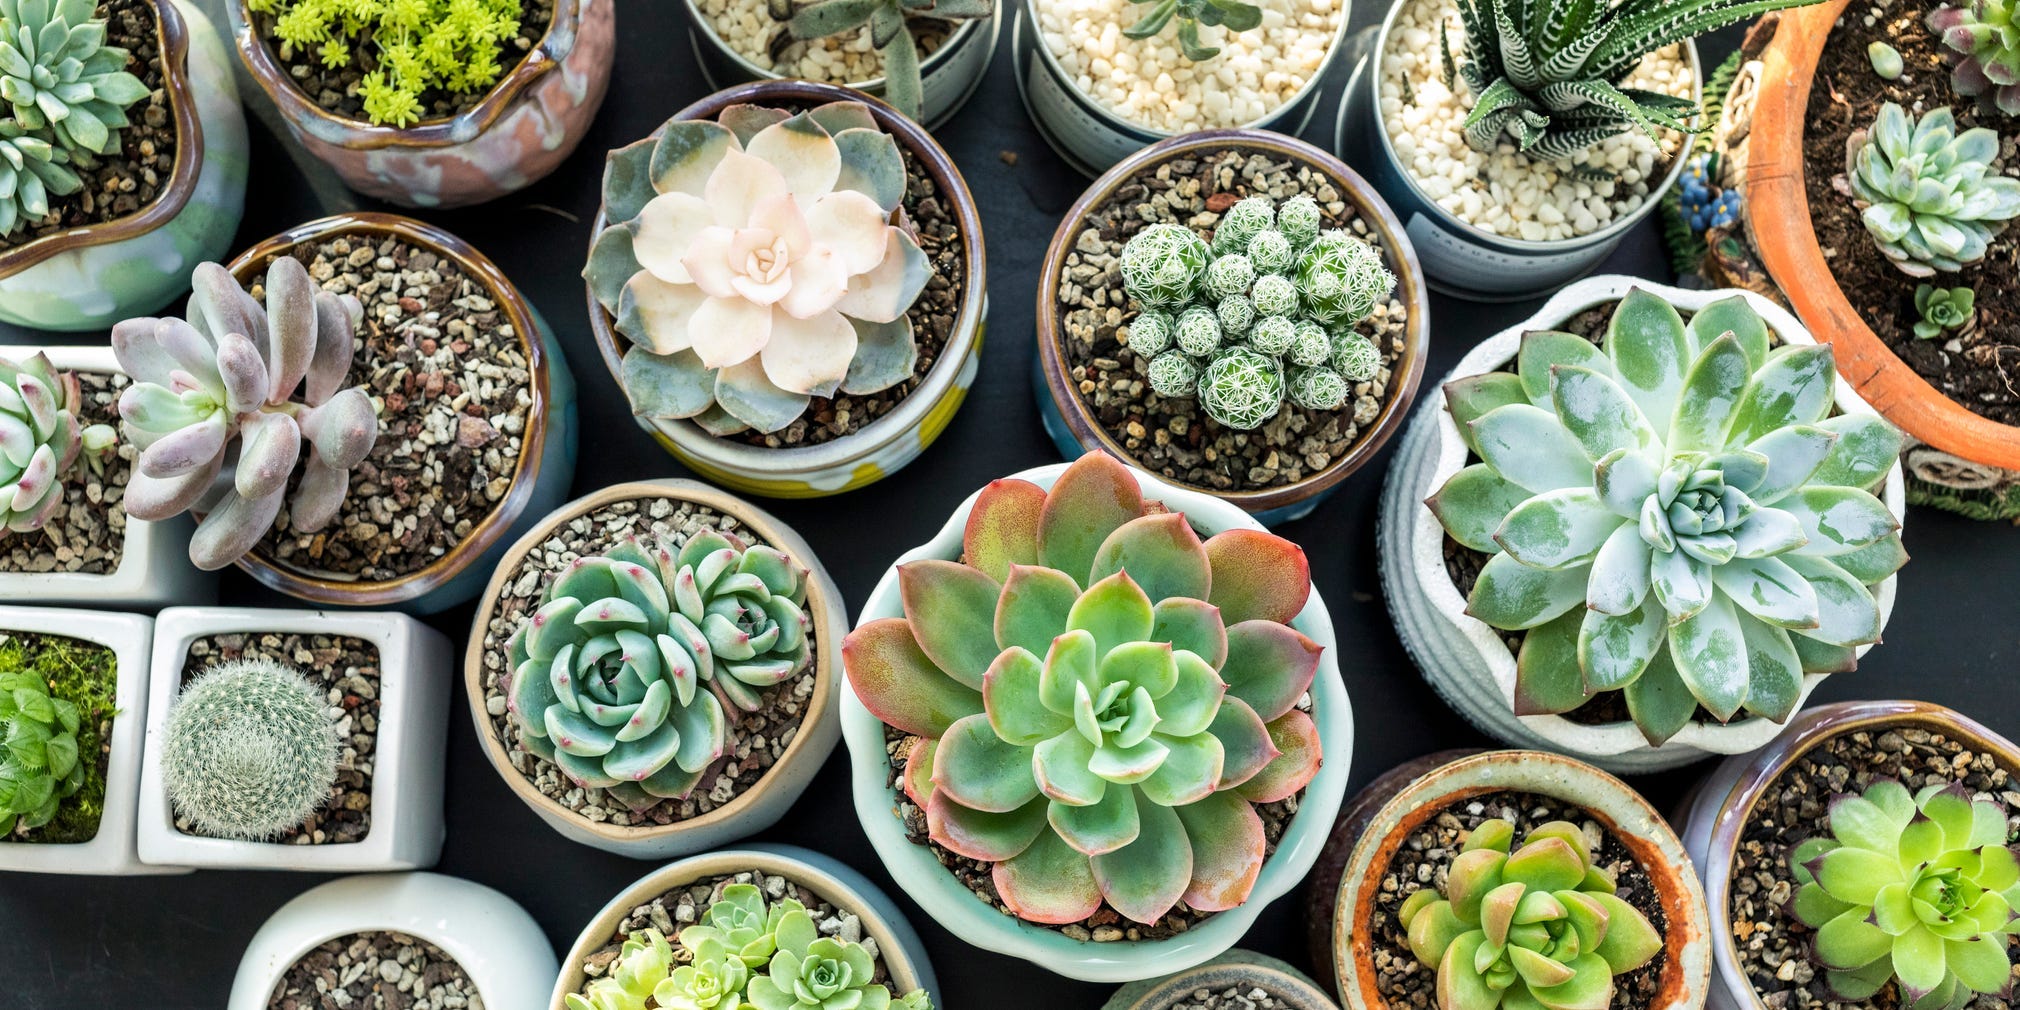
(1248, 229), (1294, 274)
(1203, 252), (1255, 301)
(1127, 310), (1174, 357)
(1289, 367), (1349, 411)
(1299, 231), (1394, 323)
(1216, 293), (1255, 337)
(1333, 333), (1382, 382)
(161, 658), (339, 841)
(1250, 315), (1297, 356)
(1146, 351), (1199, 397)
(1213, 196), (1276, 254)
(1289, 321), (1333, 367)
(1250, 273), (1299, 317)
(1199, 348), (1285, 430)
(1278, 194), (1322, 247)
(1119, 223), (1210, 307)
(1175, 305), (1222, 356)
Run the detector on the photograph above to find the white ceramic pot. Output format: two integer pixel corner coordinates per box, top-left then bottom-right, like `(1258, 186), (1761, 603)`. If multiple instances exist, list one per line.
(0, 605), (182, 875)
(840, 461), (1357, 983)
(1375, 277), (1908, 773)
(229, 872), (557, 1010)
(137, 607), (451, 871)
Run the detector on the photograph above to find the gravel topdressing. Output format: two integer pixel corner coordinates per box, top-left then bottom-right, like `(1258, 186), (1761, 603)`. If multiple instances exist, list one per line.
(266, 930), (484, 1010)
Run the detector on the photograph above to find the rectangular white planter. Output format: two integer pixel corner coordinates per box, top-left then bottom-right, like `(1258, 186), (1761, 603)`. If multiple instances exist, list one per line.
(138, 607), (450, 871)
(0, 605), (184, 875)
(0, 346), (215, 611)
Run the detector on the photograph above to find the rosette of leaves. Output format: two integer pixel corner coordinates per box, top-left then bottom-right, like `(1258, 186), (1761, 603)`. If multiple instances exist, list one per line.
(1122, 0), (1264, 62)
(1790, 780), (2020, 1010)
(1914, 285), (1976, 339)
(1929, 0), (2020, 116)
(565, 929), (676, 1010)
(0, 0), (150, 157)
(1399, 818), (1663, 1010)
(845, 451), (1325, 925)
(680, 883), (804, 969)
(1428, 290), (1907, 745)
(0, 351), (115, 534)
(1846, 102), (2020, 277)
(778, 0), (993, 121)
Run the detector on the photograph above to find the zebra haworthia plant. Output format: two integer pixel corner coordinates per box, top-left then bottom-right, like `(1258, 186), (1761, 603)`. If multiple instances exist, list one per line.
(844, 451), (1325, 925)
(1428, 290), (1907, 746)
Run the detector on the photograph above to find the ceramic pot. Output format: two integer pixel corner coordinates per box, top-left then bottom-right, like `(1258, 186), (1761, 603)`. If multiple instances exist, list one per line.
(1310, 749), (1712, 1010)
(464, 480), (847, 859)
(550, 844), (938, 1010)
(584, 80), (986, 499)
(227, 0), (613, 208)
(221, 213), (578, 612)
(1102, 951), (1343, 1010)
(1033, 129), (1431, 527)
(1675, 700), (2020, 1010)
(0, 605), (178, 875)
(0, 0), (247, 332)
(1375, 275), (1908, 773)
(136, 606), (452, 871)
(229, 873), (556, 1010)
(840, 459), (1357, 982)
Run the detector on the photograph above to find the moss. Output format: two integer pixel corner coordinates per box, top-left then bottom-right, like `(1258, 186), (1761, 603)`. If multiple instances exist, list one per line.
(0, 631), (118, 844)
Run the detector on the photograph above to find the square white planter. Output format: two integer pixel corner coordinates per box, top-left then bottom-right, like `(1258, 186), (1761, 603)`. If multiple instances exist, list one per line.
(0, 346), (215, 611)
(138, 607), (451, 871)
(0, 605), (184, 875)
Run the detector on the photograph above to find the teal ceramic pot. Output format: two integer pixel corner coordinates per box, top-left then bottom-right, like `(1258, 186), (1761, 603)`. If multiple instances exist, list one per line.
(0, 0), (248, 332)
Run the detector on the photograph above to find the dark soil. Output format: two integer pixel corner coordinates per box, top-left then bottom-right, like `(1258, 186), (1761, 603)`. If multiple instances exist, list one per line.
(0, 631), (116, 845)
(1804, 0), (2020, 426)
(251, 0), (553, 124)
(0, 370), (129, 575)
(266, 930), (483, 1010)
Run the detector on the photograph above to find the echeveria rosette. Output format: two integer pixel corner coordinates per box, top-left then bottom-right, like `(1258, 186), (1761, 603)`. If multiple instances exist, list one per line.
(585, 101), (933, 436)
(1845, 103), (2020, 278)
(565, 929), (676, 1010)
(0, 351), (113, 534)
(745, 909), (893, 1010)
(0, 0), (151, 158)
(1790, 781), (2020, 1010)
(680, 883), (806, 969)
(1928, 0), (2020, 116)
(844, 451), (1325, 926)
(1428, 290), (1907, 747)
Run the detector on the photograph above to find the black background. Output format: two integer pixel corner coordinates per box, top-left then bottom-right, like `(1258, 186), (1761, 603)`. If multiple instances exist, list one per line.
(3, 5), (2018, 1008)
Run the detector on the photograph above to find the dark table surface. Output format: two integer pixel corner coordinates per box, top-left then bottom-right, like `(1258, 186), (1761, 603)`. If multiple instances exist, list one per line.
(4, 4), (2018, 1008)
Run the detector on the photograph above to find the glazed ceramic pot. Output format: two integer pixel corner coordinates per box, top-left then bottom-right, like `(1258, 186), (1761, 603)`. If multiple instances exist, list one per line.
(221, 213), (578, 613)
(0, 606), (179, 875)
(227, 0), (613, 207)
(1102, 951), (1343, 1010)
(550, 844), (938, 1010)
(0, 0), (247, 332)
(464, 480), (847, 859)
(1033, 129), (1430, 527)
(136, 606), (452, 871)
(1376, 276), (1907, 773)
(229, 873), (557, 1010)
(1675, 700), (2020, 1010)
(585, 80), (986, 500)
(840, 459), (1356, 983)
(1309, 749), (1712, 1010)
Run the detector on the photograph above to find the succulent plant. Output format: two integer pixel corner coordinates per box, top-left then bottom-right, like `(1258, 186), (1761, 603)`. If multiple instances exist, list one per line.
(1914, 284), (1977, 339)
(248, 0), (522, 126)
(0, 351), (115, 535)
(1334, 334), (1382, 383)
(1298, 231), (1392, 324)
(745, 915), (891, 1010)
(585, 101), (933, 437)
(1199, 347), (1285, 429)
(681, 884), (806, 969)
(160, 658), (339, 841)
(1846, 102), (2020, 277)
(1869, 41), (1907, 80)
(780, 0), (993, 121)
(1400, 818), (1664, 1010)
(658, 951), (751, 1010)
(566, 929), (677, 1010)
(1211, 196), (1276, 254)
(845, 451), (1325, 925)
(1122, 0), (1261, 60)
(0, 118), (79, 235)
(0, 0), (150, 157)
(1121, 223), (1211, 307)
(1428, 290), (1907, 745)
(0, 662), (82, 833)
(1790, 780), (2020, 1010)
(1929, 0), (2020, 116)
(111, 259), (379, 571)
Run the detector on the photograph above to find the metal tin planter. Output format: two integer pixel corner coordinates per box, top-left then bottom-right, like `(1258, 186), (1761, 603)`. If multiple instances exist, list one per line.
(585, 80), (987, 500)
(679, 0), (1000, 129)
(1103, 952), (1343, 1010)
(228, 0), (614, 208)
(1333, 0), (1700, 300)
(0, 0), (247, 333)
(1013, 0), (1353, 175)
(1033, 129), (1429, 526)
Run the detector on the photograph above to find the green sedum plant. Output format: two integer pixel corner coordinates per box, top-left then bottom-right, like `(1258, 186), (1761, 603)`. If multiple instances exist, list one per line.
(1846, 102), (2020, 277)
(0, 351), (115, 534)
(1789, 780), (2020, 1010)
(161, 657), (339, 840)
(1929, 0), (2020, 116)
(1122, 0), (1263, 62)
(845, 451), (1325, 925)
(1428, 290), (1907, 745)
(1914, 284), (1977, 339)
(779, 0), (993, 122)
(1400, 818), (1664, 1010)
(0, 656), (83, 833)
(247, 0), (522, 127)
(0, 0), (149, 157)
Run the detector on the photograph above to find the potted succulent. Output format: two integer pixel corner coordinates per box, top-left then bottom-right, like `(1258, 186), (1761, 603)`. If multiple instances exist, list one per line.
(229, 872), (556, 1010)
(1102, 951), (1344, 1010)
(0, 0), (247, 331)
(1676, 700), (2020, 1010)
(464, 479), (847, 859)
(136, 606), (452, 871)
(225, 0), (613, 207)
(1035, 129), (1429, 526)
(583, 80), (985, 499)
(0, 604), (172, 875)
(1304, 749), (1712, 1010)
(1377, 277), (1909, 773)
(840, 450), (1354, 982)
(551, 844), (938, 1010)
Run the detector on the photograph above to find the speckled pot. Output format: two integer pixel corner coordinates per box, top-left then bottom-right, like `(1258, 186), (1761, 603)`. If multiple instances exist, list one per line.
(1101, 951), (1343, 1010)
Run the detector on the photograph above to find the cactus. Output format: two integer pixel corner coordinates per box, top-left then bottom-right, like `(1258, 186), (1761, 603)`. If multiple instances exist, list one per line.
(111, 259), (380, 571)
(1928, 0), (2020, 115)
(1146, 351), (1198, 397)
(1914, 284), (1976, 339)
(1287, 321), (1332, 367)
(1203, 252), (1255, 301)
(1289, 367), (1348, 412)
(0, 659), (83, 833)
(1249, 315), (1297, 357)
(0, 0), (150, 157)
(1298, 231), (1392, 323)
(1333, 333), (1382, 382)
(1174, 305), (1223, 357)
(1250, 273), (1299, 317)
(1127, 310), (1174, 357)
(1846, 103), (2020, 277)
(160, 658), (339, 841)
(1215, 292), (1255, 336)
(1211, 196), (1275, 254)
(1247, 229), (1293, 274)
(1119, 223), (1211, 308)
(1199, 347), (1286, 427)
(1277, 195), (1322, 247)
(0, 351), (115, 534)
(0, 119), (79, 236)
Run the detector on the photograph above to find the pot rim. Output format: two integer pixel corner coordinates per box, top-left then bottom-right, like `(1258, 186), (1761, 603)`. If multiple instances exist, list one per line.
(0, 0), (204, 277)
(220, 212), (557, 606)
(582, 79), (988, 475)
(1032, 128), (1431, 515)
(678, 0), (988, 96)
(1111, 953), (1342, 1010)
(462, 478), (842, 844)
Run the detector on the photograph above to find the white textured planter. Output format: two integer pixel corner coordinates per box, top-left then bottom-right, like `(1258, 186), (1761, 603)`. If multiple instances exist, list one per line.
(138, 607), (451, 871)
(230, 873), (557, 1010)
(1375, 277), (1908, 773)
(0, 606), (182, 875)
(841, 461), (1357, 983)
(0, 347), (213, 611)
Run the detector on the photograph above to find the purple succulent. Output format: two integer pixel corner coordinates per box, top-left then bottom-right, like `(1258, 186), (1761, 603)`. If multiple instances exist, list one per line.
(1929, 0), (2020, 115)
